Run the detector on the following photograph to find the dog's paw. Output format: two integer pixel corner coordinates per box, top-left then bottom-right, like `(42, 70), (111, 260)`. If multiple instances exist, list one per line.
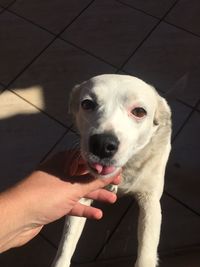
(105, 184), (118, 194)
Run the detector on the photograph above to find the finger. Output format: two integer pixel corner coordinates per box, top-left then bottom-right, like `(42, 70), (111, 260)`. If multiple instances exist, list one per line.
(80, 173), (122, 195)
(85, 189), (117, 203)
(69, 203), (103, 220)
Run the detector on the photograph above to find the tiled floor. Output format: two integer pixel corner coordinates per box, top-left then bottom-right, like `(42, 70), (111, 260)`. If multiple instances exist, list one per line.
(0, 0), (199, 266)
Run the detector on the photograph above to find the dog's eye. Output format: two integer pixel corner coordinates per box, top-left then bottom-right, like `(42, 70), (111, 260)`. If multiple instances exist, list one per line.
(81, 99), (97, 111)
(131, 107), (147, 118)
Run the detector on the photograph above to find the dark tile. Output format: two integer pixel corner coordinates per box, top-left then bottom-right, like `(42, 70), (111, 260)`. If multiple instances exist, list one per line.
(41, 218), (65, 248)
(0, 0), (14, 7)
(0, 90), (65, 191)
(117, 0), (177, 18)
(62, 0), (158, 67)
(73, 196), (134, 263)
(160, 247), (200, 267)
(0, 84), (4, 92)
(96, 194), (200, 261)
(165, 111), (200, 213)
(124, 22), (200, 106)
(0, 11), (53, 85)
(10, 39), (116, 126)
(0, 235), (56, 267)
(166, 0), (200, 36)
(10, 0), (92, 34)
(160, 194), (200, 253)
(167, 99), (192, 138)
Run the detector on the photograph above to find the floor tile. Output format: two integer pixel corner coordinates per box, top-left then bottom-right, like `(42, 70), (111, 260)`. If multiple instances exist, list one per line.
(160, 247), (200, 267)
(117, 0), (177, 18)
(159, 194), (200, 253)
(0, 90), (65, 191)
(166, 0), (200, 36)
(10, 39), (115, 126)
(62, 0), (158, 67)
(165, 111), (200, 213)
(72, 196), (134, 263)
(10, 0), (92, 34)
(0, 11), (53, 85)
(96, 194), (200, 261)
(0, 235), (55, 267)
(123, 22), (200, 106)
(167, 99), (192, 138)
(0, 0), (13, 7)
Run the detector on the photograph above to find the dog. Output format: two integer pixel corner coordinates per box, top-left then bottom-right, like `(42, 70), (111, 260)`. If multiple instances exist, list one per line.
(52, 74), (172, 267)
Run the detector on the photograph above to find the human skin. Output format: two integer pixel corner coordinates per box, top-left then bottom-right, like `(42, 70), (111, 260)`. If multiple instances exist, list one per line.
(0, 151), (121, 253)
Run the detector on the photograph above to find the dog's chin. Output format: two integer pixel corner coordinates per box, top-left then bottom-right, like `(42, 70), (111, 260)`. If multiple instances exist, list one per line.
(87, 162), (120, 179)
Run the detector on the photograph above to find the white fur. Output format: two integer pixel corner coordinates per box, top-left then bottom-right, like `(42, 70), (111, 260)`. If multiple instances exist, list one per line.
(52, 74), (172, 267)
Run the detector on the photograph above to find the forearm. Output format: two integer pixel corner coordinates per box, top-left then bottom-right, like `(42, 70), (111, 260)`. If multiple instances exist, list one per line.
(0, 182), (37, 253)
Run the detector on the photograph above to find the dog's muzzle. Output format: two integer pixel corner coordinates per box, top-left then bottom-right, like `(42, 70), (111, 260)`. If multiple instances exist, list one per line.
(89, 133), (119, 159)
(88, 133), (119, 176)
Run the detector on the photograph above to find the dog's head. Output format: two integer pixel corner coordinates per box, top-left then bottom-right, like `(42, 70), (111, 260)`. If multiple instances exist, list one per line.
(69, 74), (171, 178)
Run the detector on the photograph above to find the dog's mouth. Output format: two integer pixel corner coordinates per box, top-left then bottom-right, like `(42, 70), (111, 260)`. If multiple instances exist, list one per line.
(89, 163), (116, 175)
(89, 162), (117, 176)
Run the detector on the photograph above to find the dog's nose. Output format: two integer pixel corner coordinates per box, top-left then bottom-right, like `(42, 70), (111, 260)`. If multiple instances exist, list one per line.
(89, 133), (119, 158)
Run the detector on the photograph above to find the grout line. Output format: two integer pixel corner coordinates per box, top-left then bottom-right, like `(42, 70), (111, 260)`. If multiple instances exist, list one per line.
(39, 232), (58, 249)
(4, 37), (57, 89)
(7, 8), (57, 36)
(115, 0), (160, 20)
(172, 99), (200, 142)
(7, 88), (71, 129)
(3, 0), (116, 90)
(59, 37), (118, 69)
(164, 191), (200, 217)
(164, 20), (200, 39)
(39, 129), (69, 164)
(117, 0), (181, 71)
(56, 0), (96, 37)
(95, 199), (136, 260)
(0, 0), (16, 9)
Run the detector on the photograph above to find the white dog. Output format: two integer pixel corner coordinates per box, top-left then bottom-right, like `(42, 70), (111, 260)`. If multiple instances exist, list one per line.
(52, 74), (172, 267)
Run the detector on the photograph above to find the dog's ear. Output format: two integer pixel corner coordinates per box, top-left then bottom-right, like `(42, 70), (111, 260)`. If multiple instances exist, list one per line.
(154, 95), (171, 127)
(68, 83), (82, 116)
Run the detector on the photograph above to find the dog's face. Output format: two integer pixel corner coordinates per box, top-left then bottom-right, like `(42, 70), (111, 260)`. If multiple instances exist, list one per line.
(70, 74), (169, 178)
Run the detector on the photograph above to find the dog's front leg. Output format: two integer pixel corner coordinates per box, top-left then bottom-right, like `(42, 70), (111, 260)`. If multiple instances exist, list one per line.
(52, 198), (92, 267)
(134, 193), (161, 267)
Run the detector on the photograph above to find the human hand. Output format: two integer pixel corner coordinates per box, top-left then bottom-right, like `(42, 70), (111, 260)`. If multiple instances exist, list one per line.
(0, 150), (121, 252)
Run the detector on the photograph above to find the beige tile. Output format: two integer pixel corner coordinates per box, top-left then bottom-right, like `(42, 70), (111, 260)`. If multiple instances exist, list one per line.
(0, 11), (53, 85)
(124, 22), (200, 106)
(166, 111), (200, 213)
(166, 0), (200, 36)
(118, 0), (176, 18)
(10, 39), (115, 126)
(0, 235), (56, 267)
(62, 0), (158, 67)
(10, 0), (92, 34)
(0, 90), (65, 191)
